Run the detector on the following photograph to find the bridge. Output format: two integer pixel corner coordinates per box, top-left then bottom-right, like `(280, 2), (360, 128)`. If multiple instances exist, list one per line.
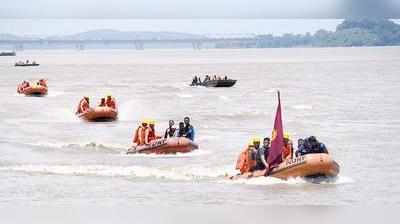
(0, 38), (258, 50)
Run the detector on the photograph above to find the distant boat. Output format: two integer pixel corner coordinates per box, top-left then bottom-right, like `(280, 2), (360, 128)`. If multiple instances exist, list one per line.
(191, 79), (237, 87)
(15, 61), (40, 67)
(0, 51), (16, 56)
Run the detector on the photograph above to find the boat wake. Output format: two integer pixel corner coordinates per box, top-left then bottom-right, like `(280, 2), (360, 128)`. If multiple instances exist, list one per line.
(0, 164), (192, 181)
(121, 149), (211, 158)
(25, 141), (127, 154)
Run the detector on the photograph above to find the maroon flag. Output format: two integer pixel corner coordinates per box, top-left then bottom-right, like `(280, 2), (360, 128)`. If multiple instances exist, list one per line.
(267, 91), (284, 167)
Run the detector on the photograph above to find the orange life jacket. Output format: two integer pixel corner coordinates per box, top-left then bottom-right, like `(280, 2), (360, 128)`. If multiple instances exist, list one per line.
(133, 126), (147, 145)
(282, 143), (292, 160)
(145, 127), (156, 144)
(235, 147), (256, 174)
(106, 98), (116, 109)
(80, 100), (89, 113)
(76, 99), (85, 114)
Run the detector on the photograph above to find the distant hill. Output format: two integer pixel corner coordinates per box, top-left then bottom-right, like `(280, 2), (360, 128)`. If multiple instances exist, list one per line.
(252, 19), (400, 48)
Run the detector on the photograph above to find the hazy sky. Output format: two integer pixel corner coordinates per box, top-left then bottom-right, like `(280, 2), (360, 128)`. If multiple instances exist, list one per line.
(1, 0), (399, 18)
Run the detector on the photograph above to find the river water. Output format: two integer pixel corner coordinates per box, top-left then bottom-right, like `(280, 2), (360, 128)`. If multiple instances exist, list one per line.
(1, 47), (400, 207)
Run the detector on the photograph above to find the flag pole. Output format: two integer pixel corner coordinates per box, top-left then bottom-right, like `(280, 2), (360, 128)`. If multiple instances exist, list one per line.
(277, 90), (281, 104)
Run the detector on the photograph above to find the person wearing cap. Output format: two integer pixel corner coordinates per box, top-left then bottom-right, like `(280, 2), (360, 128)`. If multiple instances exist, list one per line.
(38, 79), (47, 87)
(105, 95), (116, 110)
(145, 119), (159, 144)
(282, 132), (293, 161)
(133, 119), (149, 146)
(235, 140), (257, 174)
(183, 117), (195, 141)
(164, 120), (177, 139)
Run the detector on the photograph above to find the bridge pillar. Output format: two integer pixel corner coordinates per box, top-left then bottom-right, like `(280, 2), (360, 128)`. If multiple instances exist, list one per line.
(192, 41), (202, 50)
(134, 41), (144, 50)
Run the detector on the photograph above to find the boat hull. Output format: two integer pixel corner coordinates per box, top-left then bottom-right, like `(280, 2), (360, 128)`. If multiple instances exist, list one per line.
(15, 63), (40, 67)
(127, 137), (198, 154)
(230, 153), (340, 181)
(20, 85), (48, 96)
(78, 106), (118, 122)
(192, 79), (237, 87)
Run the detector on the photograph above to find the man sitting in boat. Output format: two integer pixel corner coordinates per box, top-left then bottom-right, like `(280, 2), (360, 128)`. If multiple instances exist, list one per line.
(76, 97), (90, 114)
(295, 136), (328, 156)
(254, 137), (270, 171)
(183, 117), (195, 141)
(132, 119), (149, 146)
(164, 120), (177, 139)
(177, 122), (186, 137)
(282, 132), (293, 161)
(98, 98), (106, 107)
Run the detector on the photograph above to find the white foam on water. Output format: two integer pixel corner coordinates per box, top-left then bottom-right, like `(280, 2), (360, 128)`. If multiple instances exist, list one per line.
(26, 141), (127, 153)
(0, 164), (192, 181)
(222, 174), (353, 186)
(121, 149), (211, 158)
(176, 93), (193, 98)
(218, 95), (231, 101)
(47, 90), (66, 97)
(223, 176), (307, 186)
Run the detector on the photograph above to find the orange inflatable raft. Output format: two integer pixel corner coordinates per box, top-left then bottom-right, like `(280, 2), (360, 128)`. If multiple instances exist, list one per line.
(230, 153), (339, 181)
(127, 137), (199, 154)
(18, 84), (48, 96)
(78, 106), (118, 122)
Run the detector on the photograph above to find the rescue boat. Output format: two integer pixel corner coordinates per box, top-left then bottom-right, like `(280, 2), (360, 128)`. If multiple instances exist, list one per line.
(191, 79), (237, 87)
(18, 84), (48, 96)
(230, 153), (340, 181)
(78, 106), (118, 122)
(126, 137), (199, 154)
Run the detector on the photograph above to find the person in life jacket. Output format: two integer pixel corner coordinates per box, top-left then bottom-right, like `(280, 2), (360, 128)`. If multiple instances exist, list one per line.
(98, 98), (106, 107)
(282, 132), (293, 161)
(164, 120), (177, 139)
(132, 119), (149, 146)
(235, 139), (257, 175)
(38, 79), (47, 87)
(105, 95), (116, 109)
(76, 97), (90, 114)
(145, 119), (161, 144)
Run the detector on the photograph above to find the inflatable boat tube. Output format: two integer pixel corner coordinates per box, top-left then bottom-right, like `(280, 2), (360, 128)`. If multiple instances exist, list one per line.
(20, 84), (48, 96)
(78, 106), (118, 122)
(127, 137), (199, 154)
(230, 153), (339, 180)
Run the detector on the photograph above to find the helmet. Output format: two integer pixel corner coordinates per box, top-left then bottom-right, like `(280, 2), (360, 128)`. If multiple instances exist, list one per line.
(148, 119), (155, 125)
(141, 119), (149, 124)
(284, 132), (290, 139)
(252, 136), (261, 144)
